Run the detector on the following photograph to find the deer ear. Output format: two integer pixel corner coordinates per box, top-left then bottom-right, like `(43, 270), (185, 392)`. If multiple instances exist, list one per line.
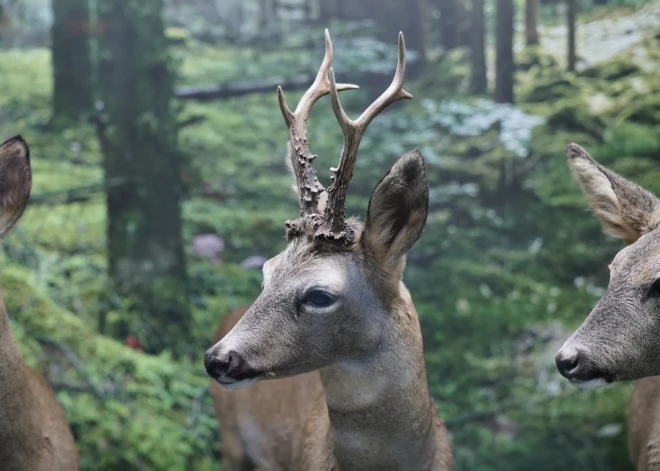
(0, 136), (31, 237)
(362, 149), (429, 261)
(566, 143), (660, 243)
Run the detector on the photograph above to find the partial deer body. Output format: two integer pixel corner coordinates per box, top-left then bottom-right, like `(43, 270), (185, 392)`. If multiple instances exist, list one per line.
(628, 376), (660, 470)
(0, 136), (79, 471)
(555, 144), (660, 470)
(205, 31), (453, 471)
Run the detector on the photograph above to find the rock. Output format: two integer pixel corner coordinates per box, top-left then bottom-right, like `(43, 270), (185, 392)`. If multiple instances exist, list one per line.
(240, 255), (268, 270)
(597, 423), (623, 438)
(191, 233), (224, 264)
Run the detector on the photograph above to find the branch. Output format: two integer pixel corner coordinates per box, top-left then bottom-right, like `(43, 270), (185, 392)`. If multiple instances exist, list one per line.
(38, 337), (107, 400)
(188, 385), (210, 435)
(444, 389), (581, 428)
(30, 183), (105, 206)
(29, 177), (126, 206)
(50, 379), (103, 394)
(177, 114), (207, 129)
(175, 75), (315, 101)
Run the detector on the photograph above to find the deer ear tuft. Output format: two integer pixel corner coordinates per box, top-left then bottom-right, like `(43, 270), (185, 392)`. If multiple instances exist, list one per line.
(0, 136), (32, 237)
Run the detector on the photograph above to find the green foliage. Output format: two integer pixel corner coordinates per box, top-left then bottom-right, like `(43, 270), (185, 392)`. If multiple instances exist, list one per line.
(2, 262), (218, 470)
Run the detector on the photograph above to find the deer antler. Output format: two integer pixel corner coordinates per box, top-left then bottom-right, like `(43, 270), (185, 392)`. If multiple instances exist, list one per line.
(316, 32), (412, 242)
(278, 29), (358, 218)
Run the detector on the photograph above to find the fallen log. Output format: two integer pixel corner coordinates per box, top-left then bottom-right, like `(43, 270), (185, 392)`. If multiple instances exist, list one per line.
(175, 75), (313, 101)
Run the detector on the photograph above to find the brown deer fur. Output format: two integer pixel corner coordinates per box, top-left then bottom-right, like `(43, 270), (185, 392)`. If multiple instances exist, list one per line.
(628, 377), (660, 471)
(0, 136), (78, 471)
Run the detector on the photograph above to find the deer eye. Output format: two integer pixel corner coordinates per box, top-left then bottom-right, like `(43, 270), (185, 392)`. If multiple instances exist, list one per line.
(650, 280), (660, 298)
(304, 290), (336, 308)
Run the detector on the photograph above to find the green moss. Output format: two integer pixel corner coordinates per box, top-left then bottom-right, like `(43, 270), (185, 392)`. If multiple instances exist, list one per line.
(1, 263), (217, 470)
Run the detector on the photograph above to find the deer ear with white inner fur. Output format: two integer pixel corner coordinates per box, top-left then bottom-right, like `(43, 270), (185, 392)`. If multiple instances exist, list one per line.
(362, 149), (429, 262)
(0, 136), (32, 237)
(566, 143), (660, 244)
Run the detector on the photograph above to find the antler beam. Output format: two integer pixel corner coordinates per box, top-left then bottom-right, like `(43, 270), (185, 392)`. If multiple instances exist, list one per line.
(317, 32), (412, 242)
(278, 29), (358, 217)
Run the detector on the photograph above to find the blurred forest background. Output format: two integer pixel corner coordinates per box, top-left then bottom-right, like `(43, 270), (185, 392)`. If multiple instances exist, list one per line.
(0, 0), (659, 469)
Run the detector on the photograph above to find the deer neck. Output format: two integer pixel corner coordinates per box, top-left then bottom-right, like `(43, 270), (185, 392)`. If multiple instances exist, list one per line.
(0, 301), (43, 466)
(319, 284), (444, 471)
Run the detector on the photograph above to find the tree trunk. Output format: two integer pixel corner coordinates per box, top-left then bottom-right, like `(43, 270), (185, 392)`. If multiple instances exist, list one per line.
(96, 0), (190, 355)
(319, 0), (351, 21)
(438, 0), (459, 50)
(525, 0), (539, 45)
(351, 0), (426, 73)
(469, 0), (487, 93)
(51, 0), (93, 121)
(304, 0), (313, 20)
(410, 0), (427, 68)
(567, 0), (577, 71)
(494, 0), (515, 103)
(319, 0), (334, 22)
(259, 0), (269, 30)
(337, 0), (350, 20)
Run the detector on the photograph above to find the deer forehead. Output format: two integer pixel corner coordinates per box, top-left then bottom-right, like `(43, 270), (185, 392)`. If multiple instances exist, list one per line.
(263, 243), (362, 293)
(610, 231), (660, 284)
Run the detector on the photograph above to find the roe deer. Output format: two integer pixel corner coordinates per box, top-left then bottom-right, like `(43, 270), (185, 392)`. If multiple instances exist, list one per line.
(204, 31), (454, 471)
(555, 144), (660, 470)
(0, 136), (79, 471)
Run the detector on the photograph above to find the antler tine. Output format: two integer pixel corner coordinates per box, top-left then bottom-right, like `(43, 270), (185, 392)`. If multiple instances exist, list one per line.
(319, 32), (413, 241)
(278, 29), (358, 217)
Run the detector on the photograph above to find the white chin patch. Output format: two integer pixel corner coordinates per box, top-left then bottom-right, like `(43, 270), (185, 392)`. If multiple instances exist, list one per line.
(570, 377), (610, 391)
(216, 376), (262, 390)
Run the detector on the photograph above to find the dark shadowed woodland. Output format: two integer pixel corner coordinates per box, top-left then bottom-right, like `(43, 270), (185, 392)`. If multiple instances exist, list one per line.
(0, 0), (659, 469)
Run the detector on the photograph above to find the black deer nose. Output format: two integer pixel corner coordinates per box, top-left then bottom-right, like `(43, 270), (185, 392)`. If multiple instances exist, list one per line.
(204, 349), (242, 379)
(555, 348), (581, 379)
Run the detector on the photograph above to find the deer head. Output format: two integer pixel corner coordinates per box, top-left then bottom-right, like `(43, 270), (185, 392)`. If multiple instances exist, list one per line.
(556, 144), (660, 389)
(0, 136), (31, 237)
(203, 31), (428, 389)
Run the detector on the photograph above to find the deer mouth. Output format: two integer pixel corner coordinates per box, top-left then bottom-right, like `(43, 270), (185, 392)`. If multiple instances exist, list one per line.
(568, 375), (614, 390)
(215, 374), (264, 390)
(566, 367), (616, 390)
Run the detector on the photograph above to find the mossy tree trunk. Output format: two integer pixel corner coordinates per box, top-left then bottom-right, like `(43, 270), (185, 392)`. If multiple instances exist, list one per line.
(470, 0), (487, 94)
(525, 0), (539, 45)
(51, 0), (93, 121)
(96, 0), (190, 355)
(494, 0), (515, 103)
(567, 0), (577, 71)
